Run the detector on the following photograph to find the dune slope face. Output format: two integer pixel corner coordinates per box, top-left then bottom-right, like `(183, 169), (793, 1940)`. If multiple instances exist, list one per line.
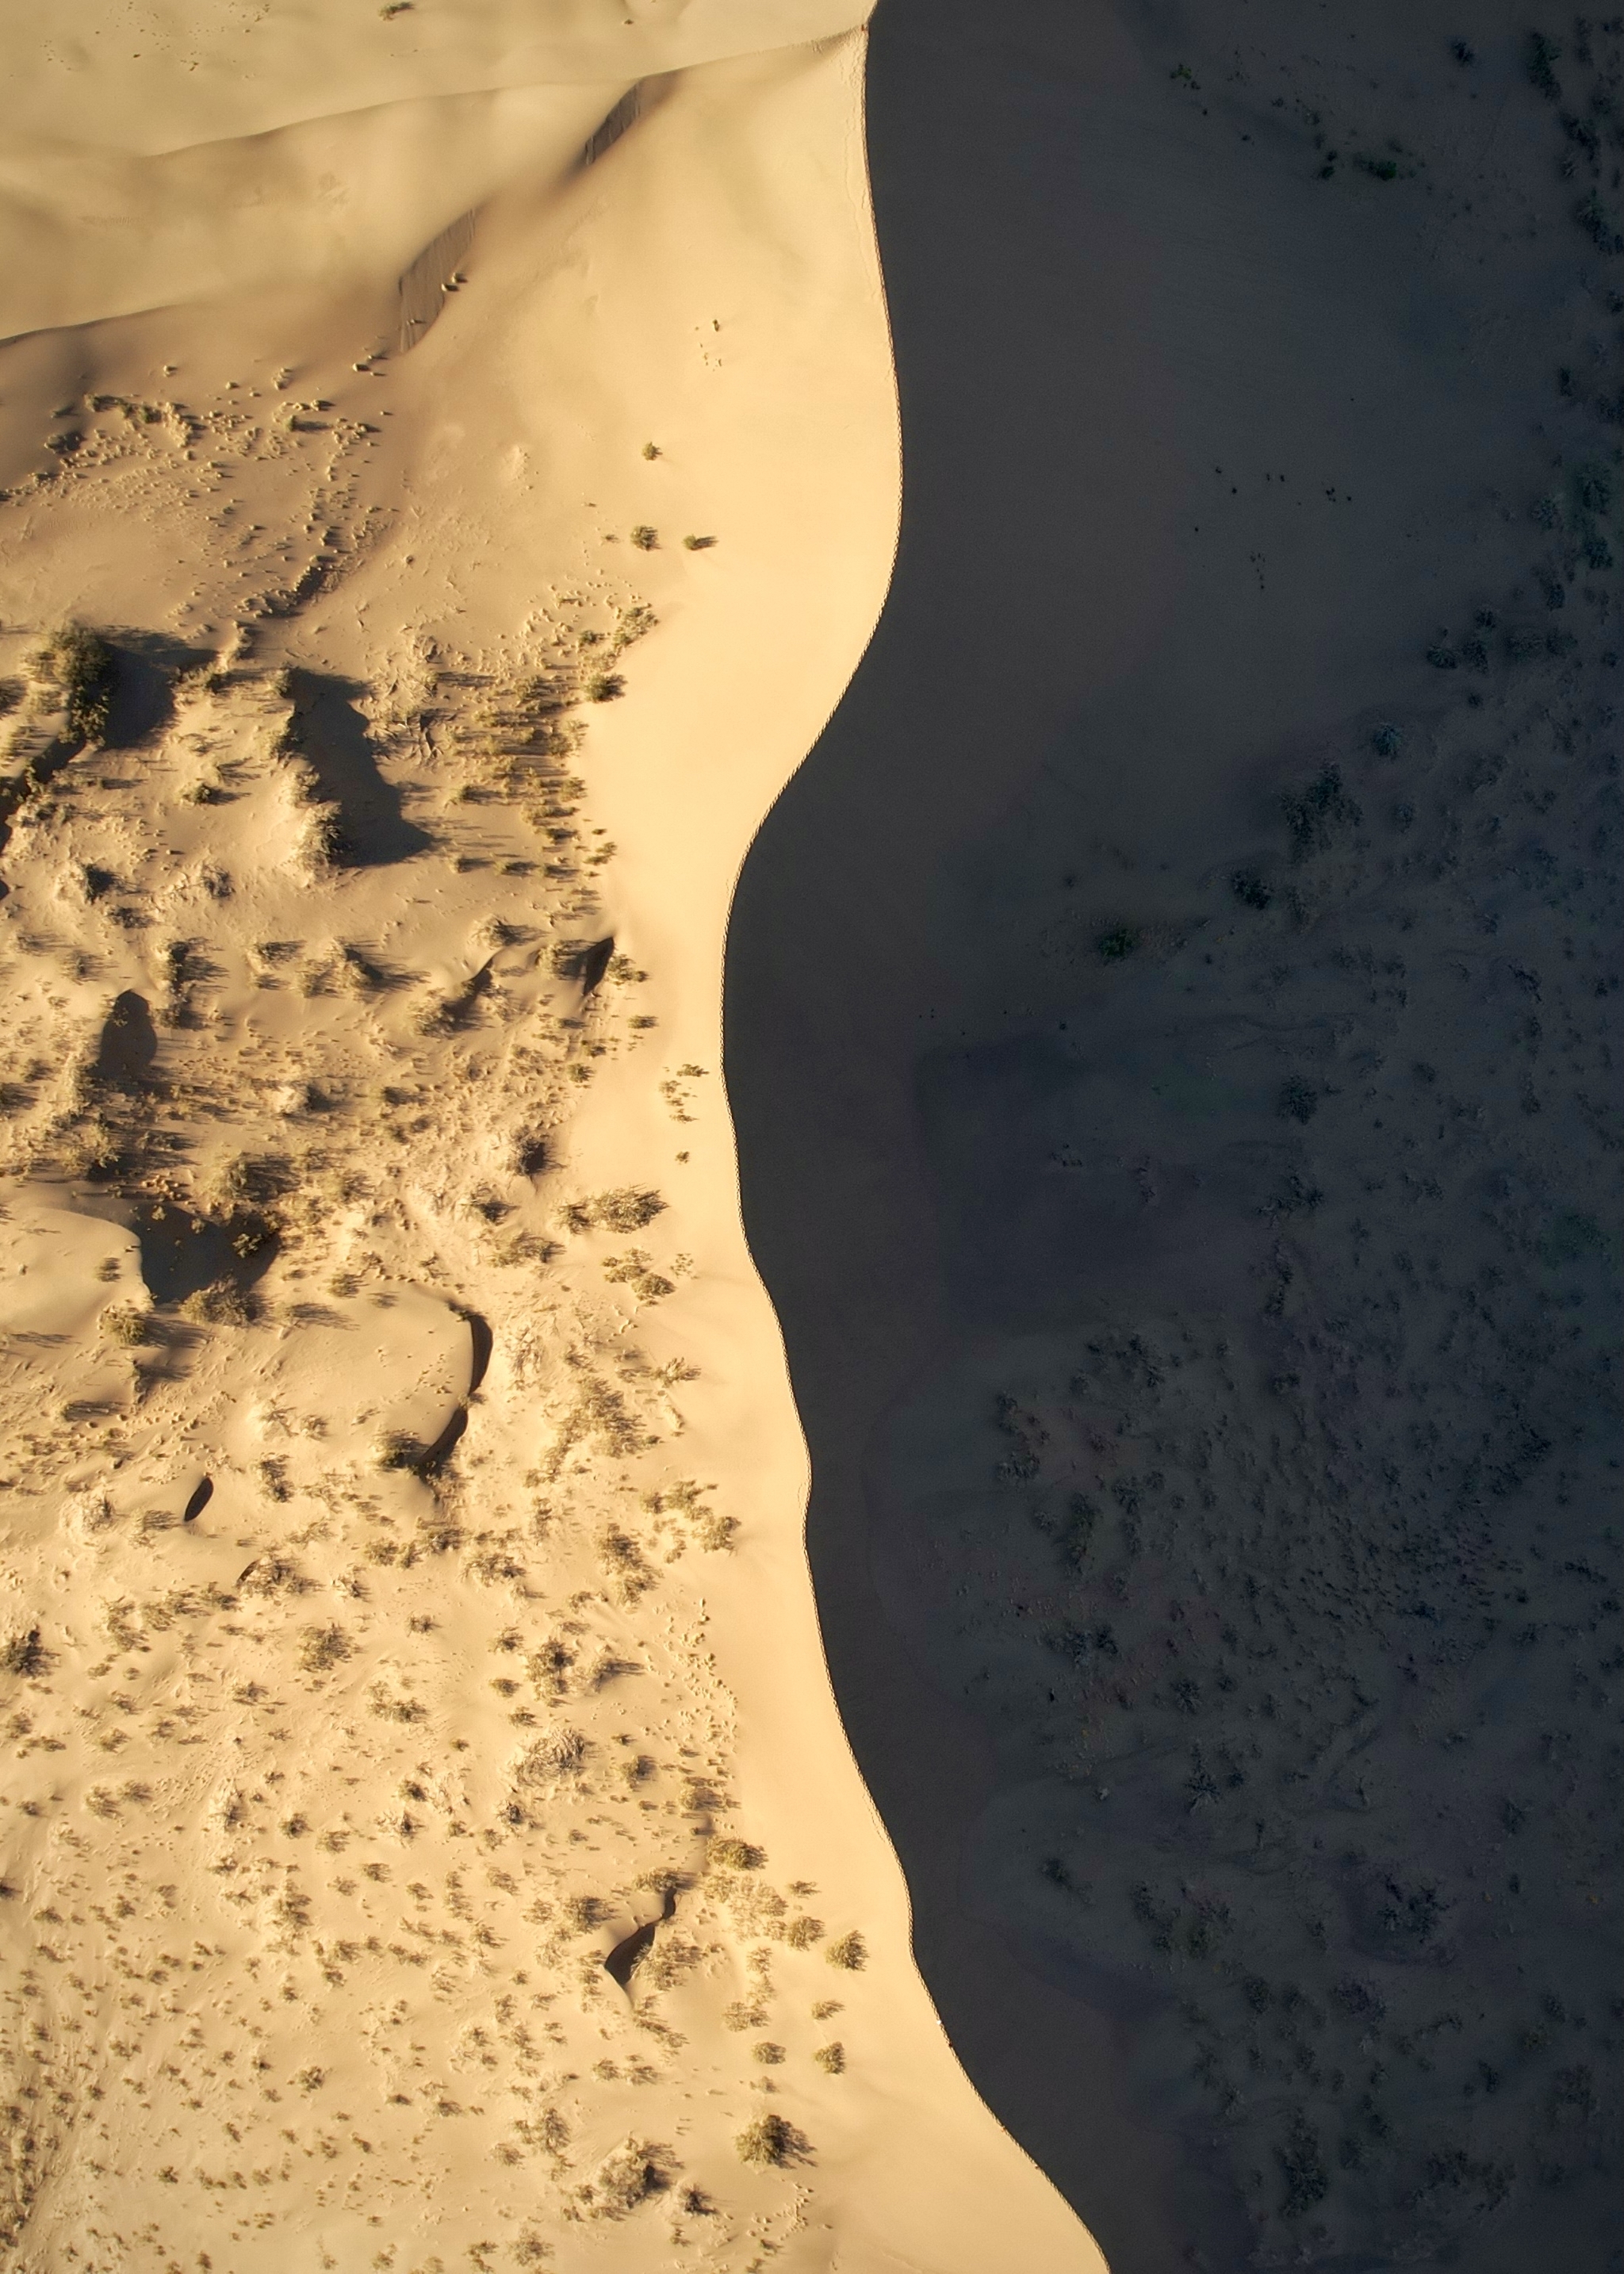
(0, 13), (1101, 2271)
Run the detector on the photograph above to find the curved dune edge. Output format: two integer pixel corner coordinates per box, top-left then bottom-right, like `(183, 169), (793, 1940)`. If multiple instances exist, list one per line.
(0, 13), (1104, 2271)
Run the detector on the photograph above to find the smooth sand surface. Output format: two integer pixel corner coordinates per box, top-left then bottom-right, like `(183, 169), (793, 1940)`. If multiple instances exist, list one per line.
(729, 4), (1620, 2268)
(0, 10), (1105, 2268)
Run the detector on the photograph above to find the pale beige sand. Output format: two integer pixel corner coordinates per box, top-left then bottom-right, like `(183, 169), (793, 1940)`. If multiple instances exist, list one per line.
(0, 9), (1104, 2271)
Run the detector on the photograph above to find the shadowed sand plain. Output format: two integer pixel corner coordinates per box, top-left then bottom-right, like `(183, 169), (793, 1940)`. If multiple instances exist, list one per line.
(0, 8), (1106, 2268)
(729, 4), (1621, 2270)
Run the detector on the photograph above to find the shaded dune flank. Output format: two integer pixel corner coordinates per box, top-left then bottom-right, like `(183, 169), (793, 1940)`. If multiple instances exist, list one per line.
(728, 4), (1621, 2271)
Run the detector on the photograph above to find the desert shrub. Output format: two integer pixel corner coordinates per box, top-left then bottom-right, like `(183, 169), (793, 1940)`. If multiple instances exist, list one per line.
(825, 1931), (867, 1971)
(32, 625), (115, 742)
(373, 1428), (427, 1473)
(582, 2137), (672, 2216)
(180, 1282), (257, 1326)
(560, 1892), (607, 1931)
(1231, 868), (1272, 908)
(1278, 1076), (1319, 1123)
(564, 1185), (665, 1234)
(735, 2113), (808, 2168)
(2, 1628), (48, 1679)
(513, 1127), (551, 1176)
(813, 2042), (845, 2074)
(1279, 2112), (1329, 2216)
(784, 1915), (824, 1950)
(1282, 765), (1361, 854)
(1574, 193), (1624, 254)
(681, 534), (717, 550)
(1096, 924), (1140, 962)
(1370, 722), (1402, 755)
(1526, 29), (1562, 98)
(753, 2041), (785, 2065)
(710, 1837), (764, 1871)
(516, 1726), (588, 1785)
(630, 525), (658, 550)
(299, 1624), (351, 1675)
(101, 1302), (155, 1346)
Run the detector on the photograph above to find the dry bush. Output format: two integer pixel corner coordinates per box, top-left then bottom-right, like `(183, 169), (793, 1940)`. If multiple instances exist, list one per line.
(559, 1892), (607, 1932)
(709, 1837), (764, 1872)
(825, 1931), (867, 1972)
(562, 1187), (665, 1235)
(784, 1915), (824, 1950)
(1, 1628), (48, 1680)
(515, 1726), (587, 1787)
(180, 1281), (257, 1327)
(100, 1302), (154, 1347)
(579, 2137), (673, 2218)
(813, 2042), (845, 2075)
(597, 1524), (653, 1597)
(373, 1428), (428, 1474)
(30, 624), (114, 742)
(735, 2113), (810, 2169)
(298, 1624), (351, 1675)
(238, 1552), (309, 1598)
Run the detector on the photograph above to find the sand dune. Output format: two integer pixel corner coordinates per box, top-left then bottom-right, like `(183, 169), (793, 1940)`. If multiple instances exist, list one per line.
(0, 9), (1104, 2269)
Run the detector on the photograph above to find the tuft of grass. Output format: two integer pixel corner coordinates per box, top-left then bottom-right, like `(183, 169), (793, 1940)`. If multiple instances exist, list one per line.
(681, 534), (716, 550)
(825, 1930), (867, 1971)
(102, 1302), (155, 1347)
(813, 2042), (845, 2074)
(630, 525), (658, 551)
(1096, 925), (1140, 963)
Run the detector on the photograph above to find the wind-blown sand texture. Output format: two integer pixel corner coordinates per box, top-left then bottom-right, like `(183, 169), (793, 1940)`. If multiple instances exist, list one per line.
(0, 11), (1101, 2271)
(729, 5), (1620, 2270)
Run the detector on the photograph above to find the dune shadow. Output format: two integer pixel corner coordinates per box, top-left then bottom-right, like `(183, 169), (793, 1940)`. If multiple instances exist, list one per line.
(282, 668), (431, 866)
(725, 3), (1621, 2270)
(103, 631), (210, 749)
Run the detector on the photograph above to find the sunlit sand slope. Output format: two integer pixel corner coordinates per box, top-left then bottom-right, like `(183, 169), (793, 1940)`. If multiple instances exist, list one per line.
(0, 9), (1105, 2271)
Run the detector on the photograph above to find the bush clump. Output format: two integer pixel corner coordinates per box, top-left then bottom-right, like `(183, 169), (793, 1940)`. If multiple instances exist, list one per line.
(735, 2113), (809, 2168)
(563, 1187), (665, 1235)
(709, 1836), (765, 1872)
(32, 625), (115, 743)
